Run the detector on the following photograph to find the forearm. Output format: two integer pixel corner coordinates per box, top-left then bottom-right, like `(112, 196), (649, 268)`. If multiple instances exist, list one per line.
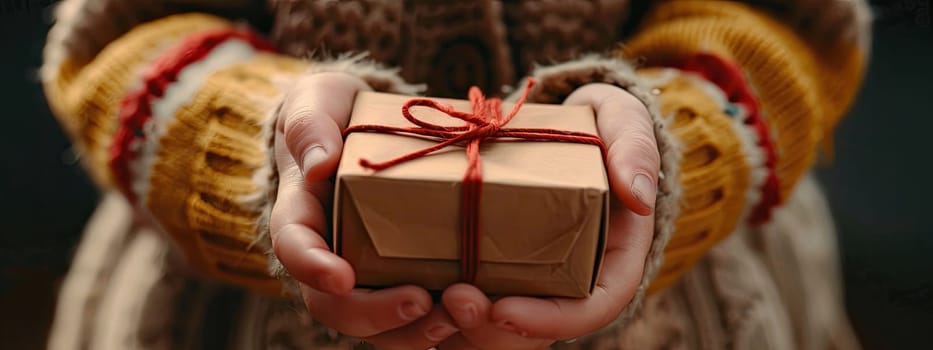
(43, 12), (303, 293)
(624, 0), (869, 292)
(42, 12), (419, 294)
(513, 0), (868, 335)
(42, 0), (273, 188)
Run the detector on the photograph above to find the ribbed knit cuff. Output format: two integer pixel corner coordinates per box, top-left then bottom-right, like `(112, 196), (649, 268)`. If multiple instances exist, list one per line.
(512, 55), (682, 336)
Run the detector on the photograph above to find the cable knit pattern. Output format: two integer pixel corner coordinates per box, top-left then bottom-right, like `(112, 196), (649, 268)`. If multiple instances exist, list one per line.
(269, 0), (405, 65)
(502, 0), (630, 72)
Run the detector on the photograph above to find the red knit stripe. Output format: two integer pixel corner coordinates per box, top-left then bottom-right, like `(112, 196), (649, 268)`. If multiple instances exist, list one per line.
(676, 53), (781, 226)
(109, 28), (276, 203)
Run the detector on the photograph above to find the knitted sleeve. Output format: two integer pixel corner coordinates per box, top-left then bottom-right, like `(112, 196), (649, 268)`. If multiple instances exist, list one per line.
(516, 0), (869, 331)
(624, 0), (869, 292)
(41, 9), (420, 294)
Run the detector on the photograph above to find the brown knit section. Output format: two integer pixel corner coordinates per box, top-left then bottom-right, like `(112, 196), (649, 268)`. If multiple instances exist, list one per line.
(399, 0), (514, 98)
(44, 14), (230, 187)
(264, 0), (636, 97)
(269, 0), (404, 65)
(502, 0), (630, 74)
(146, 53), (307, 295)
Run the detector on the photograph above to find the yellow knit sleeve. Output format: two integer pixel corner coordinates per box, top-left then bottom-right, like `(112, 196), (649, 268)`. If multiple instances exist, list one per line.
(622, 1), (868, 292)
(42, 13), (309, 294)
(42, 12), (420, 295)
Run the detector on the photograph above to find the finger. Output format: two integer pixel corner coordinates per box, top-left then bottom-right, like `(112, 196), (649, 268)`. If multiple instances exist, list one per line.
(444, 284), (555, 350)
(491, 203), (654, 340)
(565, 84), (660, 216)
(277, 72), (370, 181)
(363, 308), (459, 350)
(302, 284), (433, 339)
(269, 128), (353, 294)
(442, 283), (489, 331)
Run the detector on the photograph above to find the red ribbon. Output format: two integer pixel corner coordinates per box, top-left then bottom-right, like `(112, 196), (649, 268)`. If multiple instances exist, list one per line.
(344, 79), (607, 283)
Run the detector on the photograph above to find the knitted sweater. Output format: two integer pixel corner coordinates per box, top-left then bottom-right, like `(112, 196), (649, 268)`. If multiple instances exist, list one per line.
(41, 0), (870, 340)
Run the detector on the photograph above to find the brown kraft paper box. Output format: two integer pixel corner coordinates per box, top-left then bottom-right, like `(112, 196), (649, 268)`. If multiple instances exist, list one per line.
(333, 91), (609, 298)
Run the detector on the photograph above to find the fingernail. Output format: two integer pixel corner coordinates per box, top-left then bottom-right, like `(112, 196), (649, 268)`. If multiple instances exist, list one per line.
(496, 320), (527, 337)
(425, 323), (458, 342)
(632, 173), (656, 210)
(300, 146), (327, 176)
(459, 303), (477, 326)
(399, 301), (427, 321)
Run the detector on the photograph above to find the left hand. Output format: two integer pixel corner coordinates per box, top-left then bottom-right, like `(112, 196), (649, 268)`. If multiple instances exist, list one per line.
(436, 83), (660, 349)
(270, 73), (456, 349)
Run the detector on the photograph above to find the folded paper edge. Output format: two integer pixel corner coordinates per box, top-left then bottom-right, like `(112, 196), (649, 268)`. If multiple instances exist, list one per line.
(341, 175), (601, 265)
(587, 186), (612, 298)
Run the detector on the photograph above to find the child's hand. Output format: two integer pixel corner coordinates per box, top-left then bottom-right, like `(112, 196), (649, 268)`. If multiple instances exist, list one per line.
(437, 83), (659, 349)
(269, 72), (459, 349)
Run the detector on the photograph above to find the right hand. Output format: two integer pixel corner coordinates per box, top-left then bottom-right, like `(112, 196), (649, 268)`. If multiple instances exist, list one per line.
(269, 72), (460, 349)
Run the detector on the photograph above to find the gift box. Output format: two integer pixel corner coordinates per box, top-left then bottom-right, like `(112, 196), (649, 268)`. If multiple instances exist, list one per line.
(333, 84), (609, 298)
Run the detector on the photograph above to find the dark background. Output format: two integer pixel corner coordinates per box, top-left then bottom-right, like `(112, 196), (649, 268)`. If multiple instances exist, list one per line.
(1, 1), (931, 349)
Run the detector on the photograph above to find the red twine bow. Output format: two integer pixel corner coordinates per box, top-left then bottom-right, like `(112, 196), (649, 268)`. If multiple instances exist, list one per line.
(343, 79), (607, 283)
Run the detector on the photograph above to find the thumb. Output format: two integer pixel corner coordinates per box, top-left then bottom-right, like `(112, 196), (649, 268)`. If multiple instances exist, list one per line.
(277, 72), (371, 182)
(565, 83), (660, 216)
